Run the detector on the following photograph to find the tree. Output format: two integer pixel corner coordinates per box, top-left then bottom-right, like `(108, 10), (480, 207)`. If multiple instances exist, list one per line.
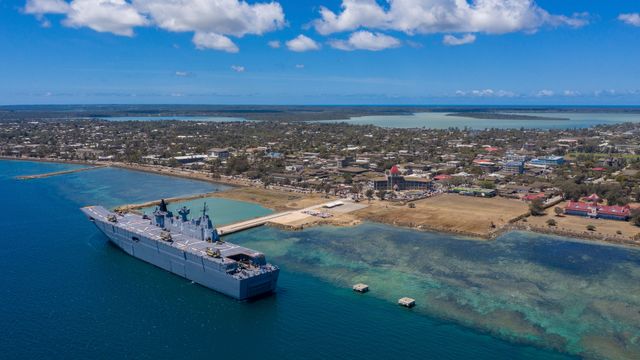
(376, 190), (387, 201)
(631, 208), (640, 227)
(554, 206), (564, 217)
(546, 219), (557, 227)
(365, 189), (374, 202)
(586, 224), (596, 231)
(529, 198), (545, 216)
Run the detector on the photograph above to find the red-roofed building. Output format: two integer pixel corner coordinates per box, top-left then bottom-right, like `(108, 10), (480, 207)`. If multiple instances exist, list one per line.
(433, 174), (452, 181)
(584, 193), (602, 203)
(522, 193), (546, 202)
(564, 201), (630, 221)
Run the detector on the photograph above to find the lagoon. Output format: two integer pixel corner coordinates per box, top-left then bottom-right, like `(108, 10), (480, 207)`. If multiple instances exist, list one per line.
(318, 111), (640, 129)
(1, 160), (638, 359)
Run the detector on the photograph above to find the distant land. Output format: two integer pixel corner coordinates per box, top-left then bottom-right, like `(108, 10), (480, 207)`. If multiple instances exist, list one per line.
(1, 105), (640, 122)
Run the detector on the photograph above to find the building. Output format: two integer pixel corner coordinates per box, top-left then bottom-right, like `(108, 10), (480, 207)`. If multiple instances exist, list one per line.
(173, 155), (208, 164)
(373, 165), (431, 191)
(208, 148), (230, 159)
(564, 201), (630, 221)
(450, 187), (497, 197)
(503, 161), (525, 174)
(530, 156), (565, 167)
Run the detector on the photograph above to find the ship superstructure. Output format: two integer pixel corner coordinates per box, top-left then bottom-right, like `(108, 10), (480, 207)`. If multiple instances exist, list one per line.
(82, 200), (279, 300)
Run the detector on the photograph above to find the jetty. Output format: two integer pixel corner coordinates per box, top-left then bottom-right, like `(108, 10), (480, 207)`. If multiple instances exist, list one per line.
(16, 165), (108, 180)
(217, 212), (293, 235)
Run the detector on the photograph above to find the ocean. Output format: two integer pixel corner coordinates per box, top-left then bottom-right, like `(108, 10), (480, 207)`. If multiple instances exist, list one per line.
(1, 160), (638, 359)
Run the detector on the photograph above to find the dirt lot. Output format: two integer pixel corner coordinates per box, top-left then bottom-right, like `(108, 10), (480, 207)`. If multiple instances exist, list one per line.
(212, 187), (333, 211)
(521, 201), (640, 242)
(354, 194), (530, 237)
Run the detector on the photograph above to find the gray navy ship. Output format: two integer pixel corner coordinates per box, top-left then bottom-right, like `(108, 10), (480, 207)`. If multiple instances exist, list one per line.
(81, 200), (279, 300)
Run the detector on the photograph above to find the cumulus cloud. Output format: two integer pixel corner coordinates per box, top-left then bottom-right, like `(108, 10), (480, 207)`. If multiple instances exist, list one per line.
(456, 89), (517, 97)
(329, 30), (401, 51)
(295, 64), (305, 69)
(443, 33), (476, 46)
(231, 65), (245, 72)
(174, 71), (189, 77)
(286, 34), (320, 52)
(24, 0), (285, 49)
(268, 40), (280, 48)
(536, 89), (554, 97)
(313, 0), (588, 36)
(24, 0), (69, 15)
(193, 32), (239, 53)
(618, 13), (640, 27)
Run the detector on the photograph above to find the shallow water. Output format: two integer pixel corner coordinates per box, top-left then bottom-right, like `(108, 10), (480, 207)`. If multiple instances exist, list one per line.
(2, 160), (638, 359)
(229, 223), (640, 359)
(317, 112), (640, 129)
(140, 196), (273, 226)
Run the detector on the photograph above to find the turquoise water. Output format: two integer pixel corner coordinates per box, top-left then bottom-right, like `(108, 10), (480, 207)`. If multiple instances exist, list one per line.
(2, 160), (639, 359)
(317, 112), (640, 129)
(141, 197), (273, 227)
(101, 115), (248, 122)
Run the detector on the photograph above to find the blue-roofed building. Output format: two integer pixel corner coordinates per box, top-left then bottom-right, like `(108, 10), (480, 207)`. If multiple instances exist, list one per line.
(530, 156), (565, 167)
(503, 161), (525, 174)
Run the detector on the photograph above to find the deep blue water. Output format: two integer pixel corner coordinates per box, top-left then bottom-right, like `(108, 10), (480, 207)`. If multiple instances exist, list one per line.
(4, 160), (637, 359)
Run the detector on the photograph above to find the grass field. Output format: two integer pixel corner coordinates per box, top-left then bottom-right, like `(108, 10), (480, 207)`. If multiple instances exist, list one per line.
(354, 194), (530, 237)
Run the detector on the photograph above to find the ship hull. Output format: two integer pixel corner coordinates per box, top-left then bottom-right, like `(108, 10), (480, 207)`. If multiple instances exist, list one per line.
(91, 219), (279, 300)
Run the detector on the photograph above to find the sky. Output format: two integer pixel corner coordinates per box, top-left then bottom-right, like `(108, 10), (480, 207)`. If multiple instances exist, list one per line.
(1, 0), (639, 105)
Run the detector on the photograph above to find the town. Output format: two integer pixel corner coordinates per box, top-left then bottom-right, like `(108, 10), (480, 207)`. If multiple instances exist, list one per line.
(2, 118), (640, 243)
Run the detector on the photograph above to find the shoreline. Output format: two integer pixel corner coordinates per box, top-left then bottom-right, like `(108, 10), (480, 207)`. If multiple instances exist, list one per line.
(3, 156), (638, 248)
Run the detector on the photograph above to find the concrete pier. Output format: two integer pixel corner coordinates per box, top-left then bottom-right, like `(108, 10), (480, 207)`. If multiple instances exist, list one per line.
(16, 165), (108, 180)
(398, 297), (416, 308)
(353, 283), (369, 293)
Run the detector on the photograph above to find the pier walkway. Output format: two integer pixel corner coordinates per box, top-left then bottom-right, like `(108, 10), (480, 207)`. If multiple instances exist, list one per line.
(16, 165), (108, 180)
(217, 212), (293, 235)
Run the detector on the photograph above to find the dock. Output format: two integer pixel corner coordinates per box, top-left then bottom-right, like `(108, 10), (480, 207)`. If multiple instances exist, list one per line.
(16, 165), (108, 180)
(398, 297), (416, 308)
(217, 212), (293, 235)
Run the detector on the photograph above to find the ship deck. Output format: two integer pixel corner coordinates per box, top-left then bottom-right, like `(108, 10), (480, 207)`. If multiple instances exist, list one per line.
(82, 206), (263, 264)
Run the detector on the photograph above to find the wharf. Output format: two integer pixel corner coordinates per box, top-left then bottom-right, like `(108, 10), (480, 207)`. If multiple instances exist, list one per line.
(16, 165), (108, 180)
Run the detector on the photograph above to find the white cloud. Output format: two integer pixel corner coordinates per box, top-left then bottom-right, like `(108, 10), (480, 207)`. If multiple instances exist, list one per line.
(24, 0), (285, 49)
(329, 30), (401, 51)
(175, 71), (189, 77)
(286, 34), (320, 52)
(193, 32), (238, 53)
(313, 0), (588, 36)
(536, 89), (554, 97)
(268, 40), (281, 48)
(456, 89), (517, 97)
(295, 64), (305, 69)
(563, 90), (580, 97)
(618, 13), (640, 27)
(24, 0), (69, 15)
(443, 33), (476, 46)
(231, 65), (245, 72)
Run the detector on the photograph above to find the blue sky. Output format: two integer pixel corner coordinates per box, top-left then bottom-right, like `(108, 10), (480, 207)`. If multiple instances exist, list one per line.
(1, 0), (639, 105)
